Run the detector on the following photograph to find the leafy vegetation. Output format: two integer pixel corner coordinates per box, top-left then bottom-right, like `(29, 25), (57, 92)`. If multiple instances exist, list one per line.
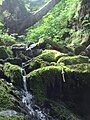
(26, 0), (80, 42)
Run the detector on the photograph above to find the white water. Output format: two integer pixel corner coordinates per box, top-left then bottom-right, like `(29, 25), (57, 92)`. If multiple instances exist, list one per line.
(21, 63), (47, 120)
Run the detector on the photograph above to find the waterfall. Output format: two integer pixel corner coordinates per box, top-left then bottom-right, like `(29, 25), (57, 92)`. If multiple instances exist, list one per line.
(21, 63), (48, 120)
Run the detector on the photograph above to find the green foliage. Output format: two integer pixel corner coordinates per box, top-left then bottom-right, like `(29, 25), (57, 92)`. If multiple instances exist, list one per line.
(26, 0), (80, 42)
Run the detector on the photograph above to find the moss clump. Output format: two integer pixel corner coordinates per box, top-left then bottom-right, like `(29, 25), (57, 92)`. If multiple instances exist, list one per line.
(0, 46), (9, 60)
(0, 116), (25, 120)
(0, 79), (14, 111)
(57, 55), (89, 65)
(38, 50), (67, 62)
(3, 63), (22, 87)
(24, 57), (50, 73)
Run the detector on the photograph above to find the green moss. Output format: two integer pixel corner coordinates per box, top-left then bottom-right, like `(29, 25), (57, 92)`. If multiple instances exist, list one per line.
(57, 55), (89, 65)
(3, 63), (22, 87)
(38, 50), (67, 62)
(0, 79), (14, 111)
(25, 57), (50, 73)
(27, 66), (70, 104)
(0, 46), (9, 60)
(0, 116), (25, 120)
(67, 63), (90, 73)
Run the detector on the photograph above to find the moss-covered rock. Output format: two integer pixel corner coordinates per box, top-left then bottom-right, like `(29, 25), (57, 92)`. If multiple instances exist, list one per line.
(27, 65), (90, 119)
(57, 55), (89, 65)
(38, 50), (67, 62)
(0, 79), (14, 111)
(0, 46), (9, 60)
(67, 63), (90, 73)
(27, 66), (71, 104)
(24, 57), (50, 73)
(3, 63), (23, 88)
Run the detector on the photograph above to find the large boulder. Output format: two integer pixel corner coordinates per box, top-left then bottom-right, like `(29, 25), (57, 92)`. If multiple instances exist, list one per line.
(27, 64), (90, 119)
(24, 57), (50, 74)
(3, 63), (23, 88)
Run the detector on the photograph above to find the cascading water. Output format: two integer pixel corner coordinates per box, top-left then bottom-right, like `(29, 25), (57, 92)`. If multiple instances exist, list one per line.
(21, 63), (49, 120)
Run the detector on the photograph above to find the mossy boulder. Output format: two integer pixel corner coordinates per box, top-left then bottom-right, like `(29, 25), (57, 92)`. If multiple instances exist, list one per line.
(57, 55), (89, 65)
(3, 63), (23, 88)
(27, 66), (71, 104)
(24, 57), (50, 73)
(27, 65), (90, 118)
(0, 46), (9, 60)
(38, 50), (67, 62)
(0, 79), (14, 111)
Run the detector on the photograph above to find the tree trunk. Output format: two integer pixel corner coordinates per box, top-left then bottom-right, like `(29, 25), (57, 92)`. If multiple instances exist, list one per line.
(18, 0), (60, 34)
(2, 0), (60, 34)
